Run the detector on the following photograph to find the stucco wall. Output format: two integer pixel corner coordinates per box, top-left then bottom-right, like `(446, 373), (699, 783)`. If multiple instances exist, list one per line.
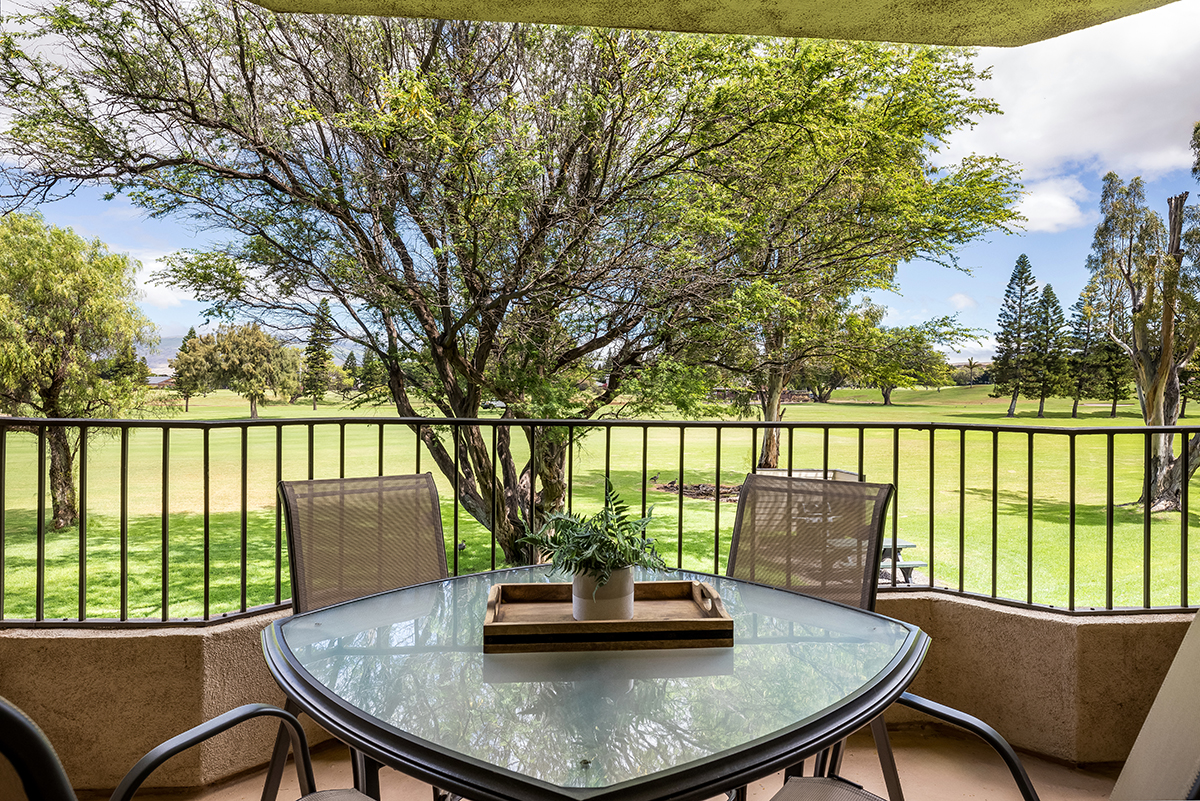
(876, 592), (1195, 764)
(0, 612), (329, 791)
(1, 594), (1194, 792)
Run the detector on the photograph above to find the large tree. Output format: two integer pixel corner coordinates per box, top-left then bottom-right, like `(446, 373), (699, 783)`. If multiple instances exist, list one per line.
(680, 44), (1019, 465)
(0, 212), (156, 528)
(0, 3), (1017, 558)
(868, 323), (959, 405)
(991, 254), (1040, 417)
(1025, 284), (1069, 418)
(1087, 173), (1199, 509)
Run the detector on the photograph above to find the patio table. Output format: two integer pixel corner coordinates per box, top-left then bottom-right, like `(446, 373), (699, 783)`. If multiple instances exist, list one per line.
(261, 566), (929, 801)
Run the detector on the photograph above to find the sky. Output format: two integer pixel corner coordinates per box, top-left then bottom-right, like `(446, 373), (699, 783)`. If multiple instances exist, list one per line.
(15, 0), (1200, 366)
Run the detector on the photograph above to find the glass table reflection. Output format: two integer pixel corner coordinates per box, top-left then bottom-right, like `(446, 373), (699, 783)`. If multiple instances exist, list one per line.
(262, 566), (929, 801)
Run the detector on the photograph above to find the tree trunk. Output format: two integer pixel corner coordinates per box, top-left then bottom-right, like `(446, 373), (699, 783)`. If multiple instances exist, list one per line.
(1037, 394), (1046, 418)
(881, 386), (893, 405)
(249, 396), (258, 419)
(47, 426), (78, 529)
(757, 372), (785, 469)
(1110, 395), (1118, 418)
(1007, 384), (1019, 417)
(1071, 396), (1079, 418)
(1140, 192), (1190, 510)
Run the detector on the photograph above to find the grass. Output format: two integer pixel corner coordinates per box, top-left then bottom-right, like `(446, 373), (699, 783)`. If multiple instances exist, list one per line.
(3, 385), (1199, 620)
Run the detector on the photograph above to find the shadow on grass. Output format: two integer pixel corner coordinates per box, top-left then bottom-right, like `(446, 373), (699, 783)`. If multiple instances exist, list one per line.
(2, 509), (290, 620)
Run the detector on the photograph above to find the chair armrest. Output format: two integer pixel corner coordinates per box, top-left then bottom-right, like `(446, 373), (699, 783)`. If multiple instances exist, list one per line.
(109, 704), (316, 801)
(897, 692), (1041, 801)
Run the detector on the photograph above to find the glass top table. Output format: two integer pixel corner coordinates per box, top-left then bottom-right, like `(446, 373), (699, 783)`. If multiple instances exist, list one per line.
(262, 566), (929, 801)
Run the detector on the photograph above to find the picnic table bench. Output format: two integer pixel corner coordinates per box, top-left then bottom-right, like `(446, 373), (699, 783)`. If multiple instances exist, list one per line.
(879, 539), (925, 583)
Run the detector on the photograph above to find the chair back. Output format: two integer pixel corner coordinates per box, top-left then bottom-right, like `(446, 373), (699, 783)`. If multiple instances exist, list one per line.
(0, 695), (77, 801)
(1110, 611), (1200, 801)
(280, 473), (450, 613)
(727, 473), (894, 610)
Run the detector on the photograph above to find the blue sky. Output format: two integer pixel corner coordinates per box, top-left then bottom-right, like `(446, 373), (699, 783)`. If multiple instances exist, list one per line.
(18, 0), (1200, 363)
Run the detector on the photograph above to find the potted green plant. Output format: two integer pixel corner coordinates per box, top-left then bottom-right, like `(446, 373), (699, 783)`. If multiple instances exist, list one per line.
(521, 480), (666, 620)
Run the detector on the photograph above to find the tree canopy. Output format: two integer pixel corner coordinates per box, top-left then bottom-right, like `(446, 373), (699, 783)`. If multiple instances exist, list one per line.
(0, 2), (1019, 559)
(0, 212), (156, 527)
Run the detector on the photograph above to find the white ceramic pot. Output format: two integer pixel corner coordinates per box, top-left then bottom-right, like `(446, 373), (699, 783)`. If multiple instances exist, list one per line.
(571, 566), (635, 620)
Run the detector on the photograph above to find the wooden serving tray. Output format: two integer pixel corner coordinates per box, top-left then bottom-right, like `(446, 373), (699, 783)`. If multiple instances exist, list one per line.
(483, 580), (733, 654)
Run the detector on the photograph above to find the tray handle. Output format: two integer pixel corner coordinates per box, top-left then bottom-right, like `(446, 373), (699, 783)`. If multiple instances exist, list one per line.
(692, 581), (727, 618)
(486, 583), (503, 623)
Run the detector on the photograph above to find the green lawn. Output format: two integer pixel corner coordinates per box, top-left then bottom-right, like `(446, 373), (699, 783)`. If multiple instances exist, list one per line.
(3, 385), (1198, 620)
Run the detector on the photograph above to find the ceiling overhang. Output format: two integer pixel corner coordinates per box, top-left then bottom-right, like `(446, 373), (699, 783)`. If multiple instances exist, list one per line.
(247, 0), (1180, 47)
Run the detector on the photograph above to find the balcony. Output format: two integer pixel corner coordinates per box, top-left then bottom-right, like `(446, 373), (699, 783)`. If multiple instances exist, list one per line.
(1, 415), (1195, 795)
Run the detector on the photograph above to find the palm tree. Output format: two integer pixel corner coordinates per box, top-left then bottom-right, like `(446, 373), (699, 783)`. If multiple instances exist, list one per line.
(965, 358), (979, 385)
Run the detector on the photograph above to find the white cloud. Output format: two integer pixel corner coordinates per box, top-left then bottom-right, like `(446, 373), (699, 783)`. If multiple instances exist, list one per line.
(131, 251), (194, 309)
(1014, 176), (1096, 232)
(948, 292), (977, 310)
(942, 1), (1200, 182)
(938, 337), (996, 362)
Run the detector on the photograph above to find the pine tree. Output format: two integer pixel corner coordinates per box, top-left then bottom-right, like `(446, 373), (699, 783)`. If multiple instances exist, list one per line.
(302, 299), (334, 410)
(1092, 339), (1135, 417)
(1067, 277), (1104, 418)
(342, 352), (359, 392)
(359, 349), (387, 395)
(991, 254), (1040, 417)
(1026, 284), (1069, 418)
(169, 325), (212, 412)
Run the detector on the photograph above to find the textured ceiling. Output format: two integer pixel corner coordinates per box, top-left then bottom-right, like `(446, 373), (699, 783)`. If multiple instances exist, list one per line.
(248, 0), (1179, 47)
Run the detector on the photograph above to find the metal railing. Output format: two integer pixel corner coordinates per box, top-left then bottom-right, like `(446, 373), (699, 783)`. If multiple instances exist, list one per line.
(2, 415), (1198, 626)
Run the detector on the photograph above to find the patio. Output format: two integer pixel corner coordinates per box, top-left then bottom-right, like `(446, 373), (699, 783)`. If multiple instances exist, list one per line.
(80, 726), (1118, 801)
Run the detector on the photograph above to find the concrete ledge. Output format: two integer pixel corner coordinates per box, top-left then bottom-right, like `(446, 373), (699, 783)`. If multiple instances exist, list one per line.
(0, 612), (329, 792)
(876, 592), (1195, 764)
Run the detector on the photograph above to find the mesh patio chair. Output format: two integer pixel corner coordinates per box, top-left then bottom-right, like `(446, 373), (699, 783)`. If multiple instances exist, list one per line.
(280, 473), (450, 614)
(727, 473), (902, 801)
(264, 473), (452, 801)
(770, 607), (1200, 801)
(727, 473), (893, 609)
(0, 694), (366, 801)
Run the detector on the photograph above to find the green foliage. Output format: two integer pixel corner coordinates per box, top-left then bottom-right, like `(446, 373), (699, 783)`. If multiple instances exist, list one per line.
(171, 324), (299, 418)
(0, 211), (156, 526)
(865, 317), (973, 402)
(519, 481), (665, 586)
(342, 352), (358, 388)
(0, 5), (1019, 558)
(1024, 284), (1070, 414)
(303, 299), (334, 407)
(0, 212), (156, 419)
(991, 254), (1040, 414)
(169, 326), (213, 409)
(1192, 120), (1200, 182)
(1067, 275), (1133, 416)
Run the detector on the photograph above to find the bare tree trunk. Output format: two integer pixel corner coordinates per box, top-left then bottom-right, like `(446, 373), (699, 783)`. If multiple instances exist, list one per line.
(47, 426), (78, 529)
(757, 373), (784, 469)
(1037, 395), (1046, 418)
(1141, 192), (1190, 510)
(881, 386), (894, 405)
(1007, 384), (1019, 417)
